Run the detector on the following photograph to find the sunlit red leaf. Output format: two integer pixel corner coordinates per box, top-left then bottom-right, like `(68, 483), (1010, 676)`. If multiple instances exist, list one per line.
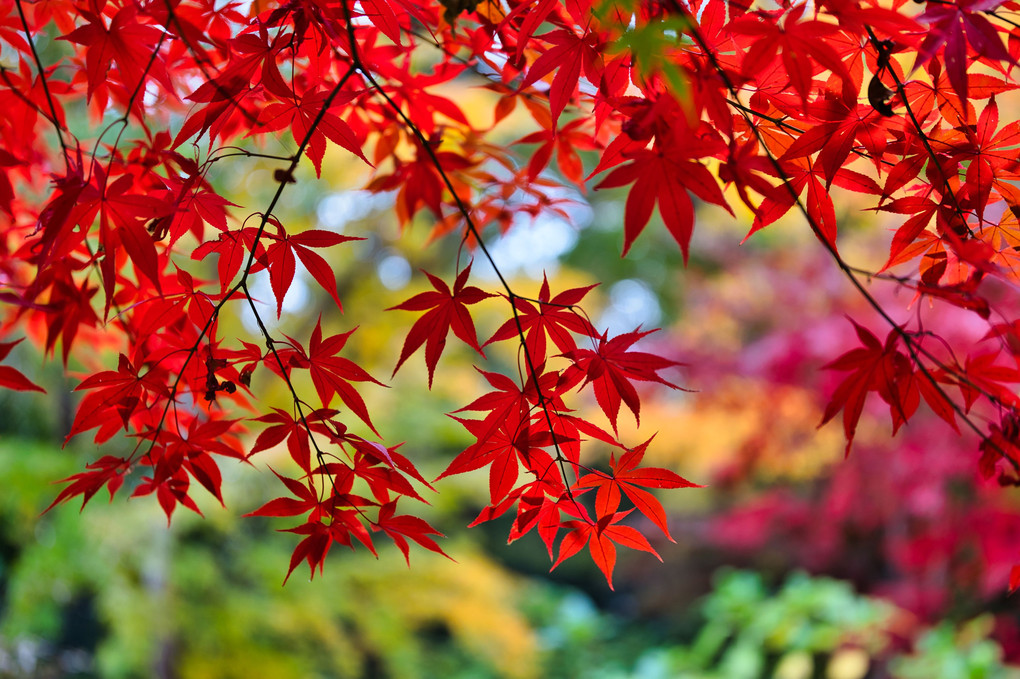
(388, 262), (496, 387)
(0, 339), (44, 393)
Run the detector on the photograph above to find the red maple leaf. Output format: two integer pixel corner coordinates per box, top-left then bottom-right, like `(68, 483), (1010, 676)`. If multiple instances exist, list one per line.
(561, 329), (683, 432)
(485, 274), (597, 365)
(66, 167), (169, 315)
(820, 320), (917, 456)
(260, 222), (363, 316)
(258, 87), (370, 176)
(61, 5), (168, 104)
(250, 407), (322, 473)
(132, 466), (203, 523)
(518, 26), (604, 126)
(718, 138), (779, 211)
(192, 227), (263, 291)
(912, 0), (1015, 105)
(595, 141), (732, 262)
(67, 354), (170, 444)
(388, 262), (496, 387)
(576, 436), (700, 540)
(160, 417), (245, 505)
(0, 338), (44, 393)
(245, 468), (322, 520)
(552, 511), (661, 590)
(282, 318), (385, 436)
(946, 95), (1020, 220)
(516, 118), (596, 185)
(374, 500), (450, 565)
(453, 368), (556, 438)
(245, 469), (378, 583)
(469, 448), (565, 538)
(728, 4), (854, 109)
(441, 414), (561, 504)
(778, 94), (894, 188)
(744, 155), (839, 250)
(45, 455), (130, 512)
(958, 350), (1020, 411)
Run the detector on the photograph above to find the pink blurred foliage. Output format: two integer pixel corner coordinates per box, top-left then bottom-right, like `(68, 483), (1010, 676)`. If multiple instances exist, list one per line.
(670, 235), (1020, 652)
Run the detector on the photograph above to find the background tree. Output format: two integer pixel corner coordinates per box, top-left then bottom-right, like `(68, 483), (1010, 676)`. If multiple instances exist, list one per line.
(2, 0), (1020, 596)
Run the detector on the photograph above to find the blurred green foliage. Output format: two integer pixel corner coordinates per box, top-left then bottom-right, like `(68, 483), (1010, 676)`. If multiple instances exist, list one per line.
(1, 437), (1018, 678)
(634, 569), (893, 679)
(0, 438), (540, 678)
(892, 618), (1020, 679)
(523, 570), (1020, 679)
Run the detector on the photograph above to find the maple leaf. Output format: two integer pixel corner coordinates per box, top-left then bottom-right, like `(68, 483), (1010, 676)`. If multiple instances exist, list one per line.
(260, 223), (363, 317)
(250, 407), (323, 473)
(518, 26), (604, 126)
(957, 351), (1020, 411)
(441, 414), (562, 504)
(744, 156), (839, 250)
(61, 5), (167, 104)
(910, 60), (1014, 128)
(561, 329), (683, 432)
(67, 354), (170, 444)
(374, 500), (450, 565)
(946, 95), (1020, 220)
(779, 94), (894, 188)
(258, 87), (371, 176)
(127, 435), (207, 524)
(878, 196), (940, 271)
(283, 318), (385, 436)
(516, 118), (596, 185)
(311, 432), (432, 505)
(280, 508), (380, 583)
(161, 417), (245, 504)
(280, 521), (334, 584)
(718, 138), (779, 210)
(388, 262), (496, 387)
(912, 0), (1015, 105)
(245, 468), (321, 520)
(820, 320), (917, 456)
(210, 23), (289, 100)
(452, 368), (556, 443)
(248, 467), (381, 583)
(595, 142), (732, 262)
(193, 227), (263, 291)
(576, 436), (700, 540)
(329, 422), (436, 493)
(728, 4), (854, 109)
(0, 338), (44, 393)
(164, 181), (236, 247)
(485, 274), (598, 364)
(45, 455), (130, 513)
(552, 512), (661, 590)
(57, 165), (169, 317)
(980, 204), (1020, 274)
(469, 447), (565, 537)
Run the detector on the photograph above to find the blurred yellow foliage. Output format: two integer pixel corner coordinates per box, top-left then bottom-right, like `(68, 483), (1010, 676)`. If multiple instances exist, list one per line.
(343, 548), (540, 679)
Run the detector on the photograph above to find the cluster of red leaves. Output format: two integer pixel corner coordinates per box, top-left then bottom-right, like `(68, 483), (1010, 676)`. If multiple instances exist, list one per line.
(427, 276), (697, 587)
(3, 0), (1020, 587)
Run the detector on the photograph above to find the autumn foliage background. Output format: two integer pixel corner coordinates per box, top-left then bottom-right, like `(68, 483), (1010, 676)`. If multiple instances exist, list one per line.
(4, 0), (1020, 674)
